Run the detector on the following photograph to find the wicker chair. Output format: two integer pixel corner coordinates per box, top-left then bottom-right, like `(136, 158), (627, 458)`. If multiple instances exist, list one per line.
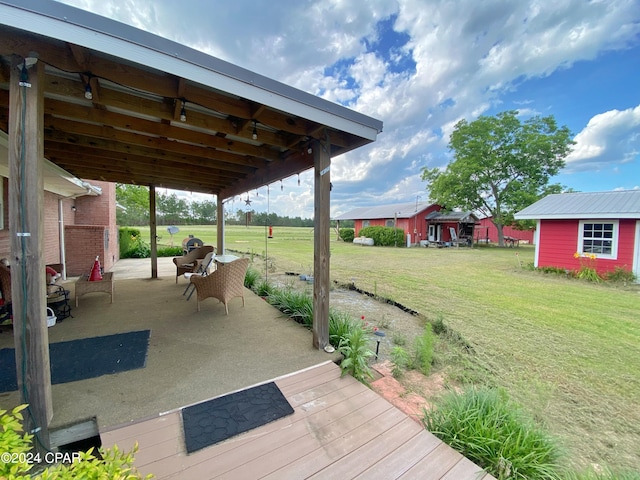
(190, 257), (249, 314)
(172, 245), (214, 283)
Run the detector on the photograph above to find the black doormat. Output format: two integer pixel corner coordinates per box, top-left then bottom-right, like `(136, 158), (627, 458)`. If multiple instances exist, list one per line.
(182, 381), (294, 454)
(0, 330), (150, 393)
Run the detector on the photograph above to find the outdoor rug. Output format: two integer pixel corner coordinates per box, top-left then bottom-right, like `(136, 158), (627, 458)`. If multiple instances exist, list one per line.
(0, 330), (150, 393)
(182, 381), (294, 454)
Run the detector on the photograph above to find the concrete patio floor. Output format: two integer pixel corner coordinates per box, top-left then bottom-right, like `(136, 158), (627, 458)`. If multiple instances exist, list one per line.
(0, 257), (336, 444)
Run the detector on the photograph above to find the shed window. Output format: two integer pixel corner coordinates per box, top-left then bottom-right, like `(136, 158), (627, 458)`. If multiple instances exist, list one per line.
(385, 219), (395, 227)
(578, 220), (618, 259)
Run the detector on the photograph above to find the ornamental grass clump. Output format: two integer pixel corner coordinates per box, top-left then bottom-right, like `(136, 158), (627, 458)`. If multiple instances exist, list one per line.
(573, 252), (601, 283)
(423, 387), (562, 480)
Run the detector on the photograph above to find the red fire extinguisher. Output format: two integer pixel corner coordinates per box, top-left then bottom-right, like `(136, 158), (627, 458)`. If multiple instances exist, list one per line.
(89, 256), (103, 281)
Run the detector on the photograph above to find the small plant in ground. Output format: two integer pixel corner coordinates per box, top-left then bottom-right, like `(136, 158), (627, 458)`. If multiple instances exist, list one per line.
(573, 252), (601, 283)
(390, 346), (411, 378)
(423, 387), (562, 480)
(431, 313), (447, 335)
(254, 278), (276, 298)
(602, 266), (636, 285)
(392, 332), (407, 346)
(564, 467), (640, 480)
(414, 323), (435, 376)
(377, 314), (391, 330)
(338, 323), (374, 385)
(329, 309), (357, 348)
(244, 267), (261, 290)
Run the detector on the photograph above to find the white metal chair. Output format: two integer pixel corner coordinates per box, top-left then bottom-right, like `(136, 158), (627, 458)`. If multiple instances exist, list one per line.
(183, 251), (216, 300)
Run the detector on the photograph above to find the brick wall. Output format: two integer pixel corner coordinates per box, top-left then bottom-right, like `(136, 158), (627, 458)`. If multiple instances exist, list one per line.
(0, 177), (119, 275)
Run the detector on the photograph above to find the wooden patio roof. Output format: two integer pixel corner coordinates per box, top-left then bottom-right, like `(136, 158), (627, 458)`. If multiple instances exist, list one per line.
(0, 0), (382, 201)
(0, 1), (382, 450)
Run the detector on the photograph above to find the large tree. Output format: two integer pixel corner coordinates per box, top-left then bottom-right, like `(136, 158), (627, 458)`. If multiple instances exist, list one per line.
(422, 110), (574, 246)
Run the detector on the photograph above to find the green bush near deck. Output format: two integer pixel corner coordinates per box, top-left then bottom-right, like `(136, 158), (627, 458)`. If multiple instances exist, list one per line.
(423, 387), (562, 480)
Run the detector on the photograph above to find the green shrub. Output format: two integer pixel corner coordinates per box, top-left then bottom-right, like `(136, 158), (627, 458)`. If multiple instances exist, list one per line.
(268, 288), (313, 326)
(0, 405), (152, 479)
(118, 227), (141, 256)
(244, 268), (261, 290)
(414, 323), (435, 376)
(603, 266), (637, 284)
(423, 388), (562, 480)
(537, 265), (568, 276)
(1, 405), (33, 477)
(357, 226), (405, 247)
(338, 228), (355, 243)
(119, 226), (150, 258)
(338, 323), (374, 385)
(156, 246), (183, 257)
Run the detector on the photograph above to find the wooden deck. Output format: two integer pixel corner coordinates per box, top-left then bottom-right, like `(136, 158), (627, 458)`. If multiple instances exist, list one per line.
(102, 362), (494, 479)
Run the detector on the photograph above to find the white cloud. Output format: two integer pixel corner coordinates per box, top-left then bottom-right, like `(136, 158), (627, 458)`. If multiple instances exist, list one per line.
(566, 105), (640, 171)
(54, 0), (640, 216)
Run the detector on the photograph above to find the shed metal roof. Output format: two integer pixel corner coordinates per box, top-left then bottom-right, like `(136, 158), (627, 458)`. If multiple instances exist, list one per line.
(334, 202), (435, 221)
(425, 211), (479, 223)
(0, 0), (382, 199)
(515, 190), (640, 220)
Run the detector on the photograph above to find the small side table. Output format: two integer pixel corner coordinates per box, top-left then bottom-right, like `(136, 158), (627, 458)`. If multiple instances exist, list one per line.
(75, 272), (114, 307)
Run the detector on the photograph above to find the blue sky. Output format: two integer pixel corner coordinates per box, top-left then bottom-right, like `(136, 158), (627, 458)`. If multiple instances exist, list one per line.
(57, 0), (640, 218)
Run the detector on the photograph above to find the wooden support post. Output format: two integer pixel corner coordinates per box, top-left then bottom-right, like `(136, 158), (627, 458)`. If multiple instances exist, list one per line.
(313, 133), (331, 349)
(9, 56), (52, 452)
(217, 198), (225, 255)
(149, 185), (157, 279)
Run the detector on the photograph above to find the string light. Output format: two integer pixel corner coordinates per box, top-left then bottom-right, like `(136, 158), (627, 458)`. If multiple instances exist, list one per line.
(297, 174), (301, 186)
(280, 180), (283, 191)
(252, 120), (258, 140)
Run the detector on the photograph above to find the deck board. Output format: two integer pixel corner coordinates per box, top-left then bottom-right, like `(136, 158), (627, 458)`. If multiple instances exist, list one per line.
(101, 362), (490, 480)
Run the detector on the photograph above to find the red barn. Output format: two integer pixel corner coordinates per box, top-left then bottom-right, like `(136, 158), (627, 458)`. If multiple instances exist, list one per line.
(476, 216), (536, 244)
(515, 190), (640, 281)
(334, 202), (441, 245)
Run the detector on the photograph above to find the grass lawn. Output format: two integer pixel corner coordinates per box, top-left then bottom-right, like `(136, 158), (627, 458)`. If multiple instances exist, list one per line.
(141, 225), (640, 471)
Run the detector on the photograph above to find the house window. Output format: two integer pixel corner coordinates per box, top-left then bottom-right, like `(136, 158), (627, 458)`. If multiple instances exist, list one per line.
(578, 220), (618, 259)
(362, 220), (370, 227)
(385, 219), (395, 227)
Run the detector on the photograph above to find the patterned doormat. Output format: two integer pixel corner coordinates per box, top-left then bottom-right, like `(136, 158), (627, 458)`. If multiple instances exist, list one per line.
(182, 381), (294, 454)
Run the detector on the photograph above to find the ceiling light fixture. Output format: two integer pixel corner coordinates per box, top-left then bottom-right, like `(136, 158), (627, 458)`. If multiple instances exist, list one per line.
(18, 61), (31, 88)
(180, 100), (187, 122)
(84, 73), (93, 100)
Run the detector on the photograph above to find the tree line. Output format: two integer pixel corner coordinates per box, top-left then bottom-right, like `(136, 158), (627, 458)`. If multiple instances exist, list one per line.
(116, 185), (331, 227)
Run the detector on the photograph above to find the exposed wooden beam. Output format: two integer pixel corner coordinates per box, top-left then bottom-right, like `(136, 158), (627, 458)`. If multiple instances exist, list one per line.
(8, 57), (52, 452)
(312, 132), (331, 350)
